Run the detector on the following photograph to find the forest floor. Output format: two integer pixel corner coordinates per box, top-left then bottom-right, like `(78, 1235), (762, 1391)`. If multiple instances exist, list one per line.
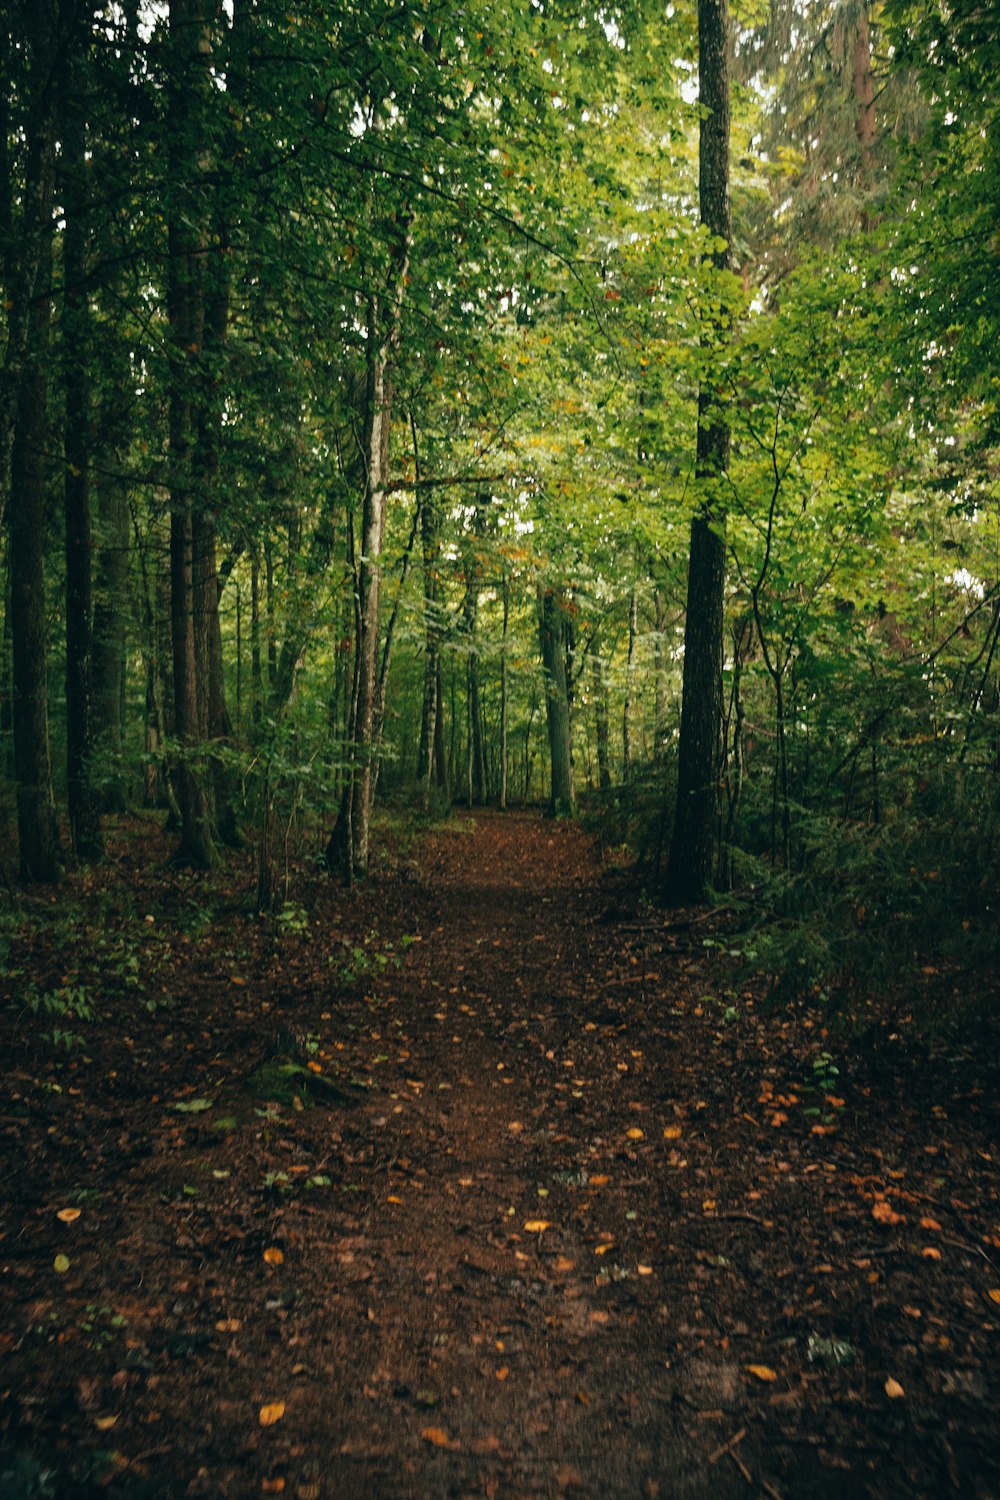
(1, 809), (999, 1500)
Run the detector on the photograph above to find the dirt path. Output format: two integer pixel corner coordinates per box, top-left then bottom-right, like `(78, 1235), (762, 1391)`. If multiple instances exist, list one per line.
(2, 811), (999, 1498)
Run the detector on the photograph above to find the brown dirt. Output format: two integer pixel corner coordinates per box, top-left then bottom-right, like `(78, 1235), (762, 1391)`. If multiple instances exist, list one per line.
(1, 809), (998, 1499)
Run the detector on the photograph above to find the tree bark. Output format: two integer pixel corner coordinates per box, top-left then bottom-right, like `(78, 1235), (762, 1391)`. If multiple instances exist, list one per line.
(539, 586), (575, 816)
(667, 0), (731, 903)
(166, 0), (217, 867)
(8, 3), (64, 882)
(63, 46), (103, 860)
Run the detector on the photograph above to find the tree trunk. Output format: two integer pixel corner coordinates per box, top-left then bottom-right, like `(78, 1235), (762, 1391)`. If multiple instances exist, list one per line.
(326, 225), (410, 878)
(539, 586), (575, 816)
(623, 585), (638, 774)
(499, 570), (509, 811)
(667, 0), (731, 904)
(166, 0), (217, 867)
(593, 652), (612, 791)
(92, 471), (129, 811)
(62, 54), (103, 860)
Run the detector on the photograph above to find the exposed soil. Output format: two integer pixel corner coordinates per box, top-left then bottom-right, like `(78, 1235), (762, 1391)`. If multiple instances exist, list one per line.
(1, 809), (999, 1499)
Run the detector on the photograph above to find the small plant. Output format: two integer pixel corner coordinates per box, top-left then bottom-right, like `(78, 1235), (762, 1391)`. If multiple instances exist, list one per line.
(78, 1304), (128, 1352)
(274, 902), (309, 936)
(332, 929), (413, 990)
(23, 983), (94, 1052)
(802, 1049), (843, 1125)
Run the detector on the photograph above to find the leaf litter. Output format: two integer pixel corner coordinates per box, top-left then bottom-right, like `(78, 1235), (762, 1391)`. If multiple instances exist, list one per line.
(0, 809), (998, 1497)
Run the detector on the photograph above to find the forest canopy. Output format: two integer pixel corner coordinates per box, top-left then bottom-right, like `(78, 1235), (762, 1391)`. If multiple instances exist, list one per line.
(1, 0), (998, 994)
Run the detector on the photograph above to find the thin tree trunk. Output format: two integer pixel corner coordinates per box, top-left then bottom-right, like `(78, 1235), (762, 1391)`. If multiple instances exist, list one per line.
(623, 584), (638, 774)
(499, 570), (509, 811)
(593, 652), (612, 791)
(539, 586), (575, 816)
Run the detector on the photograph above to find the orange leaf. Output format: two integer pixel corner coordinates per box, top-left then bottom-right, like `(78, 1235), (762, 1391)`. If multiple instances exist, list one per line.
(919, 1216), (941, 1232)
(626, 1128), (644, 1141)
(663, 1126), (682, 1140)
(884, 1378), (905, 1400)
(770, 1112), (788, 1128)
(420, 1427), (453, 1448)
(553, 1256), (575, 1272)
(262, 1481), (285, 1494)
(495, 1367), (509, 1381)
(637, 1264), (654, 1276)
(263, 1247), (284, 1266)
(921, 1246), (942, 1260)
(258, 1402), (285, 1427)
(872, 1201), (903, 1226)
(747, 1364), (777, 1382)
(589, 1175), (610, 1186)
(56, 1208), (81, 1224)
(524, 1220), (550, 1233)
(988, 1289), (1000, 1305)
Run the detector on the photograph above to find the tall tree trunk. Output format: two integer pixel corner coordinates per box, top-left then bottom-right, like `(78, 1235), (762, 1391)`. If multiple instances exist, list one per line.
(166, 0), (217, 867)
(8, 7), (63, 883)
(667, 0), (731, 903)
(623, 584), (638, 774)
(653, 587), (668, 759)
(326, 226), (410, 879)
(593, 652), (612, 791)
(539, 586), (575, 816)
(499, 569), (509, 811)
(62, 49), (103, 859)
(92, 471), (129, 810)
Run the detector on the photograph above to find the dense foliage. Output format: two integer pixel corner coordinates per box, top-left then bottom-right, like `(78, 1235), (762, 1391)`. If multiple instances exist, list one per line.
(1, 0), (997, 1005)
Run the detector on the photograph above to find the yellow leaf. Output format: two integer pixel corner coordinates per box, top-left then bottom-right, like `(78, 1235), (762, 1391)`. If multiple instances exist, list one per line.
(594, 1242), (614, 1255)
(747, 1364), (777, 1383)
(626, 1128), (644, 1141)
(524, 1220), (550, 1233)
(387, 1195), (403, 1204)
(884, 1378), (905, 1400)
(553, 1256), (575, 1273)
(663, 1126), (682, 1140)
(93, 1415), (117, 1431)
(259, 1402), (285, 1427)
(420, 1426), (452, 1448)
(637, 1264), (654, 1276)
(263, 1247), (284, 1266)
(53, 1254), (70, 1274)
(216, 1318), (241, 1333)
(56, 1207), (81, 1223)
(702, 1199), (717, 1213)
(988, 1289), (1000, 1305)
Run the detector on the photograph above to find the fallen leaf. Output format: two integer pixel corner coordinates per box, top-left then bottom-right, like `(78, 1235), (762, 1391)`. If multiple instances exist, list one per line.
(902, 1305), (922, 1319)
(885, 1377), (905, 1399)
(524, 1220), (550, 1233)
(919, 1216), (941, 1232)
(637, 1264), (654, 1276)
(988, 1289), (1000, 1305)
(553, 1256), (575, 1273)
(747, 1364), (778, 1383)
(215, 1318), (241, 1333)
(626, 1128), (644, 1141)
(770, 1112), (788, 1128)
(263, 1247), (284, 1266)
(589, 1175), (610, 1186)
(296, 1485), (321, 1500)
(663, 1126), (682, 1140)
(387, 1195), (403, 1204)
(872, 1200), (903, 1226)
(259, 1402), (285, 1427)
(93, 1415), (118, 1431)
(262, 1480), (285, 1494)
(420, 1426), (453, 1448)
(496, 1367), (509, 1381)
(56, 1208), (81, 1224)
(53, 1254), (70, 1274)
(594, 1242), (614, 1255)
